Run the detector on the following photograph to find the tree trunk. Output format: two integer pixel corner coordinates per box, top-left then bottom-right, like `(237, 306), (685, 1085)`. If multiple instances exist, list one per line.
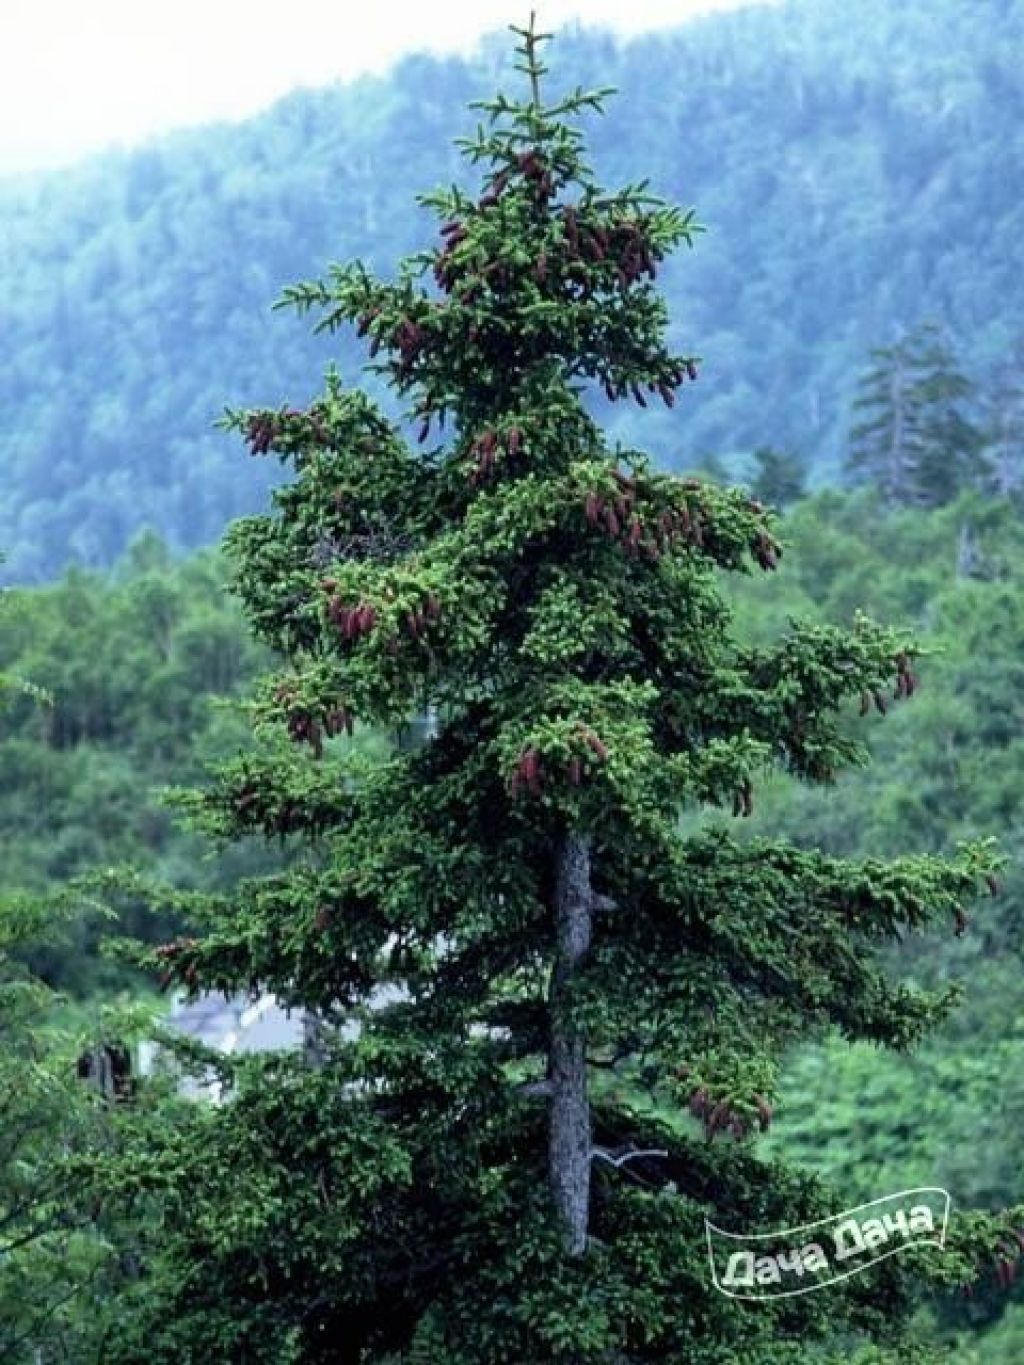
(302, 1010), (328, 1069)
(955, 521), (978, 580)
(548, 830), (593, 1256)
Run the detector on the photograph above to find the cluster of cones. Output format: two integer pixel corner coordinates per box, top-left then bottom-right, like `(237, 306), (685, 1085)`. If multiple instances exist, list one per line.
(508, 726), (609, 798)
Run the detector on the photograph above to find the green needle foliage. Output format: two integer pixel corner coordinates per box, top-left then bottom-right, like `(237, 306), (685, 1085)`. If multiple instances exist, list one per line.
(88, 20), (1020, 1364)
(844, 324), (984, 510)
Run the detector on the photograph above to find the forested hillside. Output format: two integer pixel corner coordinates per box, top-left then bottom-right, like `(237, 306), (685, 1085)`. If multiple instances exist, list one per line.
(0, 533), (274, 991)
(731, 487), (1024, 1359)
(2, 0), (1023, 580)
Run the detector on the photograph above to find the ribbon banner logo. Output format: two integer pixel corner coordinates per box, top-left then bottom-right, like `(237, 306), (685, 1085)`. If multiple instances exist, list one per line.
(706, 1187), (951, 1300)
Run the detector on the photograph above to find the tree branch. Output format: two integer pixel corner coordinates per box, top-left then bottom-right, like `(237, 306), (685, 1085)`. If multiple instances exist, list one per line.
(590, 893), (620, 914)
(515, 1078), (554, 1099)
(590, 1145), (668, 1169)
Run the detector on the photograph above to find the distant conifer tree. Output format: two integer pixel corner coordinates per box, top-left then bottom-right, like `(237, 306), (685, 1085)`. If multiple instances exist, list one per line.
(845, 323), (983, 508)
(748, 445), (807, 509)
(980, 344), (1024, 498)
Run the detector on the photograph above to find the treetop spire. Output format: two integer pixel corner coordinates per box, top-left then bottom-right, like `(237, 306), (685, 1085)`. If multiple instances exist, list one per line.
(511, 11), (551, 111)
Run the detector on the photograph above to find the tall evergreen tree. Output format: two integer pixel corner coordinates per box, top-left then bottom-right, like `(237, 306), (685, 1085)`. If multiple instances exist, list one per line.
(912, 325), (984, 507)
(845, 324), (982, 509)
(91, 22), (1019, 1364)
(980, 347), (1024, 499)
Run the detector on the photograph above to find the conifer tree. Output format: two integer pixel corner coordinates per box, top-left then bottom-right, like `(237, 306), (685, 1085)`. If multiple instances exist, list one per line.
(911, 324), (984, 506)
(92, 21), (1020, 1364)
(845, 324), (982, 508)
(748, 446), (807, 510)
(980, 346), (1024, 499)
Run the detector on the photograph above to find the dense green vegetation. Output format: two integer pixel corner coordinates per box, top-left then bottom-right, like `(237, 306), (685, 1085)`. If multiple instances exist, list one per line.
(728, 490), (1024, 1359)
(0, 898), (103, 1361)
(2, 0), (1024, 580)
(3, 486), (1024, 1359)
(0, 532), (276, 991)
(9, 496), (1024, 1357)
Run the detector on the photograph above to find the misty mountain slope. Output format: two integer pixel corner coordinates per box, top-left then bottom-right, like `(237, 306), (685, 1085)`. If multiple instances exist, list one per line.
(0, 0), (1021, 580)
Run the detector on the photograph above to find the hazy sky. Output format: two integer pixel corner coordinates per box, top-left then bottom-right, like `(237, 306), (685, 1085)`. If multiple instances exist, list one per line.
(3, 0), (774, 174)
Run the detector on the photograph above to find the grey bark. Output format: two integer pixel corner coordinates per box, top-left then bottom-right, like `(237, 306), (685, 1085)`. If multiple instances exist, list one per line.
(955, 521), (978, 580)
(548, 830), (593, 1256)
(302, 1010), (328, 1069)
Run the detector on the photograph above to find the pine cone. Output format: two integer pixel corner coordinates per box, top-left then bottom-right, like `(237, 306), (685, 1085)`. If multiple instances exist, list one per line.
(581, 729), (609, 762)
(521, 747), (542, 795)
